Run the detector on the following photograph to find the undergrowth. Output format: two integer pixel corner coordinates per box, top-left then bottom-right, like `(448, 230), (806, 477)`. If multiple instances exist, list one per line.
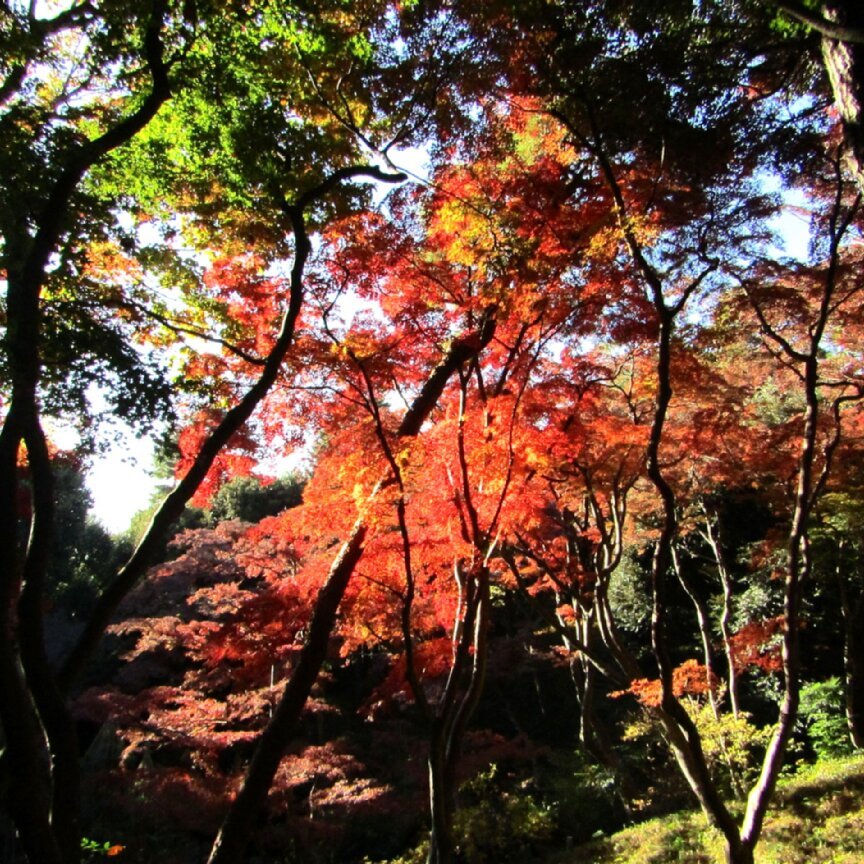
(554, 755), (864, 864)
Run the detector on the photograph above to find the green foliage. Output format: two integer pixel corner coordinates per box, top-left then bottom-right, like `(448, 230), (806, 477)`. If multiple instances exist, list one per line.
(37, 297), (177, 444)
(366, 763), (560, 864)
(565, 756), (864, 864)
(45, 463), (132, 617)
(123, 499), (206, 555)
(80, 836), (124, 859)
(621, 690), (772, 799)
(532, 751), (625, 843)
(562, 808), (725, 864)
(799, 678), (852, 759)
(455, 764), (556, 863)
(206, 473), (304, 524)
(685, 701), (773, 797)
(120, 473), (302, 566)
(364, 844), (428, 864)
(607, 554), (651, 637)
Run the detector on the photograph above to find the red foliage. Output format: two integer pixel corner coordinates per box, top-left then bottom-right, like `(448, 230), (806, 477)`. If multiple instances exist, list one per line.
(175, 411), (260, 507)
(612, 660), (720, 708)
(728, 617), (785, 675)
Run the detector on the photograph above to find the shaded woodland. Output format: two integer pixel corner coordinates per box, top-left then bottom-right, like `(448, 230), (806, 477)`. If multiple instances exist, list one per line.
(2, 2), (864, 863)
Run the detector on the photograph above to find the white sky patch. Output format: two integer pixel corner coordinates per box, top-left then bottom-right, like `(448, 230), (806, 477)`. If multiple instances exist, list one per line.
(44, 413), (159, 534)
(763, 176), (812, 262)
(87, 435), (159, 534)
(770, 202), (811, 261)
(383, 145), (431, 185)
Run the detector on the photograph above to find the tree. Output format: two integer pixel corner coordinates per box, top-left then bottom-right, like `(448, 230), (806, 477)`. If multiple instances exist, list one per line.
(772, 1), (864, 192)
(0, 3), (428, 862)
(6, 4), (864, 863)
(428, 3), (863, 861)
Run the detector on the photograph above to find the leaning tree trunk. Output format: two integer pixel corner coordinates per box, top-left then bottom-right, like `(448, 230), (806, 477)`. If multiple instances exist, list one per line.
(209, 315), (498, 864)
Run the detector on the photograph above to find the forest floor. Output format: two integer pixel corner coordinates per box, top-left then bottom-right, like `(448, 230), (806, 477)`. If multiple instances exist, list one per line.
(555, 755), (864, 864)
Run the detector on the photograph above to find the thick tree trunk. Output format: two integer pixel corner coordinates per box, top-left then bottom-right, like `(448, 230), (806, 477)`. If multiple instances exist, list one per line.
(820, 2), (864, 193)
(0, 636), (63, 864)
(724, 840), (755, 864)
(427, 723), (458, 864)
(0, 267), (81, 864)
(16, 417), (81, 864)
(0, 8), (175, 862)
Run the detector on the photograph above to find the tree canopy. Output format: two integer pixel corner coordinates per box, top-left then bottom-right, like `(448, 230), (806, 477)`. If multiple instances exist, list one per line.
(2, 2), (864, 864)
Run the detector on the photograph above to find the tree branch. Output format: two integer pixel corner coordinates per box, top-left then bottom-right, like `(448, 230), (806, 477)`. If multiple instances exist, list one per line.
(774, 1), (864, 44)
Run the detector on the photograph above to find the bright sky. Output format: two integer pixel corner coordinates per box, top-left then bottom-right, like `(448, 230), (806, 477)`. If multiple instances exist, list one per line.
(87, 434), (159, 533)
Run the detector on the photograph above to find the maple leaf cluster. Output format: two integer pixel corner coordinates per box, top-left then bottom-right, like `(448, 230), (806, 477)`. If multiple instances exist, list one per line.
(65, 75), (864, 864)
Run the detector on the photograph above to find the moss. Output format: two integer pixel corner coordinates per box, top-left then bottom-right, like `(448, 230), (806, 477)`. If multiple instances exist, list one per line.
(556, 756), (864, 864)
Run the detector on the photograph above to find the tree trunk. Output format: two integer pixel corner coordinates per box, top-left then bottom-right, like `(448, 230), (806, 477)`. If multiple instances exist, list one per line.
(209, 316), (497, 864)
(845, 618), (864, 749)
(568, 615), (638, 811)
(820, 2), (864, 194)
(838, 563), (864, 749)
(672, 545), (721, 720)
(207, 524), (367, 864)
(0, 268), (79, 864)
(424, 565), (490, 864)
(724, 839), (755, 864)
(703, 511), (742, 718)
(427, 723), (458, 864)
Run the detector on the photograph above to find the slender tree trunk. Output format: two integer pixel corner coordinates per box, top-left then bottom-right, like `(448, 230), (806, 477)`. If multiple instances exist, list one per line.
(422, 558), (491, 864)
(573, 637), (639, 813)
(672, 545), (721, 719)
(594, 574), (642, 680)
(704, 514), (742, 719)
(645, 311), (744, 857)
(578, 104), (744, 854)
(740, 358), (817, 851)
(837, 550), (864, 748)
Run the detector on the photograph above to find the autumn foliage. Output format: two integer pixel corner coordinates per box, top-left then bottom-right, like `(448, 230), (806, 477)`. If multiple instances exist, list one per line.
(4, 3), (864, 864)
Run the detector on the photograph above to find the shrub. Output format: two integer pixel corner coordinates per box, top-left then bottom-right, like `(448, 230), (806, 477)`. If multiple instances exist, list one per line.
(454, 764), (555, 863)
(798, 678), (851, 759)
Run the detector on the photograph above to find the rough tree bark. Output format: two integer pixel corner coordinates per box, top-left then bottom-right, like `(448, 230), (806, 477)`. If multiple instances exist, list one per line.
(776, 1), (864, 192)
